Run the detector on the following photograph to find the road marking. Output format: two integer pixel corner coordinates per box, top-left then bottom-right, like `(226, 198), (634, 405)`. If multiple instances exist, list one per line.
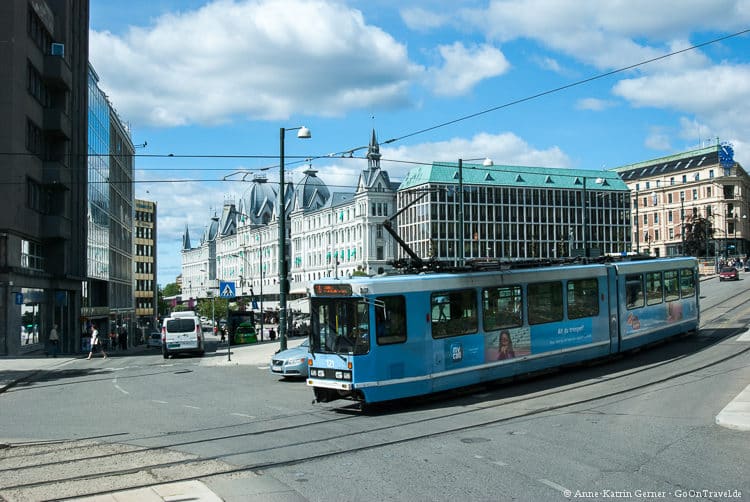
(231, 413), (255, 419)
(491, 461), (508, 466)
(152, 400), (168, 404)
(183, 405), (201, 410)
(716, 383), (750, 431)
(539, 478), (569, 494)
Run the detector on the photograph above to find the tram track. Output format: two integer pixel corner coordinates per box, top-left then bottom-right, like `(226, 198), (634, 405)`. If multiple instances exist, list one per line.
(2, 296), (749, 501)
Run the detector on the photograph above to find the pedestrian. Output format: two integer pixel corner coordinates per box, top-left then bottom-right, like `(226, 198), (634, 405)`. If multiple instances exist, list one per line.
(119, 325), (127, 350)
(110, 329), (117, 351)
(87, 323), (107, 360)
(48, 324), (59, 358)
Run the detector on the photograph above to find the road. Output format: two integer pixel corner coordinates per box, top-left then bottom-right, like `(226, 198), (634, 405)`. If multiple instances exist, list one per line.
(1, 277), (748, 501)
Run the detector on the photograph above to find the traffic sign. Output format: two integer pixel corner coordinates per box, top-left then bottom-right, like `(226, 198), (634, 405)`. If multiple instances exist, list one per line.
(219, 281), (236, 298)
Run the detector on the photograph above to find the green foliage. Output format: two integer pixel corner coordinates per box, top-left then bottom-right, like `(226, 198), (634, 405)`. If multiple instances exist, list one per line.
(683, 217), (715, 257)
(162, 282), (181, 296)
(196, 297), (228, 321)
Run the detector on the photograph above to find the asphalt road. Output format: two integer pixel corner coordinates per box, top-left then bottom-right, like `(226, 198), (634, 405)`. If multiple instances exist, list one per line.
(1, 276), (748, 501)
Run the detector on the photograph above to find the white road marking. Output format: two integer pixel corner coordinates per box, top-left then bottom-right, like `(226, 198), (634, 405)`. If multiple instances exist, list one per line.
(152, 400), (168, 404)
(539, 478), (570, 495)
(231, 413), (255, 419)
(183, 405), (201, 410)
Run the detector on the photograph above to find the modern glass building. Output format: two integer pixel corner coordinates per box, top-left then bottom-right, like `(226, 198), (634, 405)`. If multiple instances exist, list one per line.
(83, 64), (134, 342)
(397, 162), (631, 264)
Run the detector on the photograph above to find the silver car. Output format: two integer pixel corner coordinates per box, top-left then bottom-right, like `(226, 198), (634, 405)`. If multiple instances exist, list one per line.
(270, 339), (310, 378)
(146, 332), (162, 348)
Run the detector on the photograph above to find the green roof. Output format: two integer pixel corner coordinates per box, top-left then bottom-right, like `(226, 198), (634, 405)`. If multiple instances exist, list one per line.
(400, 162), (629, 191)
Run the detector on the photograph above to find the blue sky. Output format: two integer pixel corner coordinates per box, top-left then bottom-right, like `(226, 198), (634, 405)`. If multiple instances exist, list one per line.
(88, 0), (750, 286)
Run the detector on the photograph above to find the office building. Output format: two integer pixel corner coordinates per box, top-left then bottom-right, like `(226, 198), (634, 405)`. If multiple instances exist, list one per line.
(0, 0), (90, 355)
(614, 141), (750, 266)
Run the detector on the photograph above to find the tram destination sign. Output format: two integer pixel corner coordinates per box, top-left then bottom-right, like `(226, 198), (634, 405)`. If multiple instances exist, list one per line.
(313, 284), (353, 296)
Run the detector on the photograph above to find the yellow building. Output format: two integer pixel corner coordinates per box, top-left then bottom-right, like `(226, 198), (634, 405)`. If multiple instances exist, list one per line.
(615, 141), (749, 263)
(134, 199), (158, 333)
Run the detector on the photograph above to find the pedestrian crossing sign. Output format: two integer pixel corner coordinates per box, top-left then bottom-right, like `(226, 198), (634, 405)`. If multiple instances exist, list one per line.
(219, 281), (236, 298)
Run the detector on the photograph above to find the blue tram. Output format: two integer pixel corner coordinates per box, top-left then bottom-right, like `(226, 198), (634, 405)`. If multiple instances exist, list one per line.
(305, 256), (699, 405)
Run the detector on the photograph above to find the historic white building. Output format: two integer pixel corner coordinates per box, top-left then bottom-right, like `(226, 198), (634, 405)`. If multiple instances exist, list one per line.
(181, 130), (399, 312)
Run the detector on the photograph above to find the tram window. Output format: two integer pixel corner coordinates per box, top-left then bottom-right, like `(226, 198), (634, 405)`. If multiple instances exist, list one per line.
(680, 268), (696, 298)
(646, 271), (663, 306)
(310, 299), (370, 355)
(376, 295), (407, 345)
(567, 278), (599, 319)
(431, 289), (477, 338)
(625, 274), (644, 309)
(528, 281), (563, 325)
(664, 270), (680, 302)
(482, 285), (522, 331)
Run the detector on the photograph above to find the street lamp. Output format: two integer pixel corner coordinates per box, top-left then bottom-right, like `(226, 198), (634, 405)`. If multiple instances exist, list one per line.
(680, 192), (685, 255)
(279, 126), (311, 351)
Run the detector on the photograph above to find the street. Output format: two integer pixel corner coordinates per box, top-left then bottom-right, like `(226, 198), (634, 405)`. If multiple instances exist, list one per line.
(1, 277), (749, 501)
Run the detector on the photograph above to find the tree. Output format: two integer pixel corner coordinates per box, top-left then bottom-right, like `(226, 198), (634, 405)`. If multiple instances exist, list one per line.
(683, 216), (715, 257)
(196, 296), (228, 322)
(162, 282), (180, 297)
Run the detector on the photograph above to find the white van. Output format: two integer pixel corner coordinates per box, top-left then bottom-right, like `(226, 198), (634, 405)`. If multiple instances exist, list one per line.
(161, 311), (204, 358)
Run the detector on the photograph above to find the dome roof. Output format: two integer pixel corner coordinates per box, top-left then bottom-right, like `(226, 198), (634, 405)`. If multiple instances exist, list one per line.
(239, 176), (277, 225)
(202, 214), (220, 243)
(293, 169), (330, 211)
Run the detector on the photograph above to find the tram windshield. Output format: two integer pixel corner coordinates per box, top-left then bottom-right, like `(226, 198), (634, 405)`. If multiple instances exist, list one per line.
(310, 298), (370, 355)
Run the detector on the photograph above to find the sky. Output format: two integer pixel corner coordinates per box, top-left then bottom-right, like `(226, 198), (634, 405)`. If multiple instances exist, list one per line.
(88, 0), (750, 287)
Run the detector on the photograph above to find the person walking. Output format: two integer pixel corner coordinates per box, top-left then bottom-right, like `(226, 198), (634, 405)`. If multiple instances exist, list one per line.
(87, 323), (107, 360)
(48, 324), (59, 358)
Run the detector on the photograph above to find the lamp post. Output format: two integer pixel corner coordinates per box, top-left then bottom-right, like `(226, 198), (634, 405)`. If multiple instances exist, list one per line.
(279, 126), (311, 351)
(634, 189), (640, 254)
(680, 192), (685, 255)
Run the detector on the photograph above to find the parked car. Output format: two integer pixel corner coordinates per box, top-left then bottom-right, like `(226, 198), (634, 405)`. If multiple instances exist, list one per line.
(270, 339), (310, 378)
(146, 331), (162, 348)
(719, 266), (739, 281)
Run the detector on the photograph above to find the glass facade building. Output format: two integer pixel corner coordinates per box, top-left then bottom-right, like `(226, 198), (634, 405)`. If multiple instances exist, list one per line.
(87, 66), (110, 281)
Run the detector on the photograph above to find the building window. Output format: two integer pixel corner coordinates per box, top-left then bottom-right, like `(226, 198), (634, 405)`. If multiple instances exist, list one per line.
(25, 119), (43, 157)
(692, 189), (698, 200)
(21, 239), (44, 270)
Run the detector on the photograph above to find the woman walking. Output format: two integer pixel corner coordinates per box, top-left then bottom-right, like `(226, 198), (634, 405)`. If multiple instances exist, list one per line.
(87, 323), (107, 360)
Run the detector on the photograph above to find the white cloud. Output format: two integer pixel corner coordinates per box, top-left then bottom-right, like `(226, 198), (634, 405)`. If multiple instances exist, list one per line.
(458, 0), (750, 71)
(428, 42), (511, 96)
(90, 0), (423, 127)
(576, 98), (616, 111)
(400, 7), (449, 31)
(644, 127), (672, 151)
(382, 131), (572, 175)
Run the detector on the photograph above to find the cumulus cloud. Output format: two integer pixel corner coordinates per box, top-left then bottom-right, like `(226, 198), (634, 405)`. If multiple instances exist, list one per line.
(382, 131), (572, 178)
(458, 0), (750, 71)
(576, 98), (616, 111)
(400, 7), (449, 31)
(428, 42), (510, 96)
(90, 0), (423, 127)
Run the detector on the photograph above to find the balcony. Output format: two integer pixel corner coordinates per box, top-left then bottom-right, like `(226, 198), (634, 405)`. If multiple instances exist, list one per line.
(42, 160), (71, 189)
(43, 54), (72, 90)
(41, 214), (71, 240)
(43, 108), (71, 139)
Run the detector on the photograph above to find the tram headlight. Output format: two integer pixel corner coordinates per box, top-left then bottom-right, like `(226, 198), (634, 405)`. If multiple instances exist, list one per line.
(333, 370), (352, 380)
